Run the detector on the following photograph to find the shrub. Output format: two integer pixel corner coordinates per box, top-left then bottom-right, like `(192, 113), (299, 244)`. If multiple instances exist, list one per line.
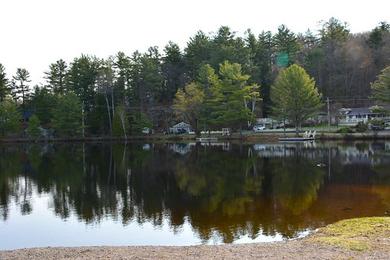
(337, 127), (354, 134)
(355, 122), (368, 133)
(369, 119), (385, 131)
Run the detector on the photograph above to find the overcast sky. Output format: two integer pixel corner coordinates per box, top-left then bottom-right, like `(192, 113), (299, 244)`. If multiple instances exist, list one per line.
(1, 0), (389, 85)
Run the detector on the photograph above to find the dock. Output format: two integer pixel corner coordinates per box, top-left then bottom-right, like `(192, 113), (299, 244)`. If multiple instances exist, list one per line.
(196, 137), (218, 142)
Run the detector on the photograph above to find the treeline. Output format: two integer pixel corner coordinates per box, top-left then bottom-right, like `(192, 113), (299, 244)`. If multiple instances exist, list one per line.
(0, 18), (389, 137)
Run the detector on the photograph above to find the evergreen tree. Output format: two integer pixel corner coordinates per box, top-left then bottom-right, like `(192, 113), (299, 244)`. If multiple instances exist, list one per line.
(209, 26), (250, 70)
(45, 59), (68, 94)
(0, 100), (21, 136)
(184, 31), (212, 80)
(113, 52), (131, 104)
(29, 86), (57, 125)
(319, 17), (350, 43)
(26, 114), (41, 138)
(162, 42), (186, 101)
(128, 51), (143, 105)
(196, 64), (221, 129)
(246, 30), (274, 115)
(371, 66), (390, 103)
(0, 63), (9, 102)
(139, 47), (163, 105)
(368, 22), (390, 49)
(273, 25), (300, 67)
(66, 55), (101, 134)
(317, 18), (350, 97)
(11, 68), (31, 107)
(52, 93), (82, 136)
(66, 55), (101, 110)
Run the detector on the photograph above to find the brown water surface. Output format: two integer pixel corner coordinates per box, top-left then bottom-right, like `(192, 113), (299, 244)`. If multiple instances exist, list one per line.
(0, 141), (389, 249)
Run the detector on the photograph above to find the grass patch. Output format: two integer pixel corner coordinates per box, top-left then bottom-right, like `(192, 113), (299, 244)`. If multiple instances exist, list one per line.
(310, 217), (390, 251)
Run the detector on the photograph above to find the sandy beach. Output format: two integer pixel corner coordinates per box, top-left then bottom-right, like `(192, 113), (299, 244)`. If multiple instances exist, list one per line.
(1, 238), (389, 260)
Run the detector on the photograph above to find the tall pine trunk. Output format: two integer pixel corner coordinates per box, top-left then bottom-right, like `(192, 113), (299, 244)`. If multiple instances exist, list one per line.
(105, 94), (112, 136)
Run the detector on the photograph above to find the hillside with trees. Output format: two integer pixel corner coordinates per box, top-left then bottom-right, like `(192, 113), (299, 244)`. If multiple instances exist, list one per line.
(0, 18), (389, 138)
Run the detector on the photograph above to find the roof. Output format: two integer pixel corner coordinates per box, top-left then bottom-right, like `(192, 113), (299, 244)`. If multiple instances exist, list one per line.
(348, 107), (372, 116)
(340, 107), (385, 116)
(171, 122), (191, 128)
(22, 110), (34, 120)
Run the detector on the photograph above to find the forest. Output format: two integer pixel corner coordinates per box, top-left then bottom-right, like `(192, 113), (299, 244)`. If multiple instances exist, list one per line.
(0, 18), (389, 137)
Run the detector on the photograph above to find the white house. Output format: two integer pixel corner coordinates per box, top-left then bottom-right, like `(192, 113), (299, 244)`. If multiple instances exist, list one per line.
(169, 122), (192, 134)
(339, 107), (388, 126)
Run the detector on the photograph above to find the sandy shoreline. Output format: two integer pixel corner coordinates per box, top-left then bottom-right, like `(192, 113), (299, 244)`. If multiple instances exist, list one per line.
(1, 239), (389, 260)
(2, 217), (389, 260)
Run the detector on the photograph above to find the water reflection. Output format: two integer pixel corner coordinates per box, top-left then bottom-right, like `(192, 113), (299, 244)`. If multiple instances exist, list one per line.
(0, 141), (389, 247)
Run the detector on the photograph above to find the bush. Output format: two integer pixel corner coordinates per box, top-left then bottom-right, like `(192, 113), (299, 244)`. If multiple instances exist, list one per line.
(337, 127), (354, 134)
(355, 122), (368, 133)
(369, 119), (385, 131)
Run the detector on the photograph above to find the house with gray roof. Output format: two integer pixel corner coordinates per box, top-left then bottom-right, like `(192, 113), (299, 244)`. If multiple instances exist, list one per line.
(339, 107), (388, 125)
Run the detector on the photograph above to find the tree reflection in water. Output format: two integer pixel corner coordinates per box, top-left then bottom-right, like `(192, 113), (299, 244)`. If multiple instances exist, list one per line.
(0, 141), (389, 243)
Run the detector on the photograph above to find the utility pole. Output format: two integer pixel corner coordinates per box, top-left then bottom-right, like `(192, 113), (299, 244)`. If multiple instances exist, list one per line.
(327, 97), (331, 129)
(82, 100), (85, 138)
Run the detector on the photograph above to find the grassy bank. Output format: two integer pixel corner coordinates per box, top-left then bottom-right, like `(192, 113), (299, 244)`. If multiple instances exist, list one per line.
(310, 217), (390, 251)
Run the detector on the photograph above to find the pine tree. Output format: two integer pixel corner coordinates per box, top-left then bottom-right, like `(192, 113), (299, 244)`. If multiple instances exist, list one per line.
(11, 68), (31, 107)
(0, 100), (21, 136)
(273, 25), (300, 67)
(52, 93), (82, 137)
(162, 42), (185, 100)
(371, 66), (390, 103)
(113, 52), (131, 104)
(0, 63), (9, 102)
(45, 59), (68, 94)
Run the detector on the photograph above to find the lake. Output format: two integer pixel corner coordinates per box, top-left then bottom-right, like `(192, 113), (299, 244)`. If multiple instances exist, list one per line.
(0, 141), (389, 249)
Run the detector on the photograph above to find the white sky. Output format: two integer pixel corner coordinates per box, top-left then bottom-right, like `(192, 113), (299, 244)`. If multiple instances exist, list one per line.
(1, 0), (389, 85)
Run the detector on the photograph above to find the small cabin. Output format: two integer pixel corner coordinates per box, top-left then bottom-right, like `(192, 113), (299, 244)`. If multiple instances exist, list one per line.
(169, 122), (192, 134)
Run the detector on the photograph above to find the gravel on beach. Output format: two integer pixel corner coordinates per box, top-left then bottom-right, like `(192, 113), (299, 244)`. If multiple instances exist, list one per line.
(1, 239), (389, 260)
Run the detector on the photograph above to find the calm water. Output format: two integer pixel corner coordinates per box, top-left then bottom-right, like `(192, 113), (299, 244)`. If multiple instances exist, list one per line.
(0, 141), (390, 249)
